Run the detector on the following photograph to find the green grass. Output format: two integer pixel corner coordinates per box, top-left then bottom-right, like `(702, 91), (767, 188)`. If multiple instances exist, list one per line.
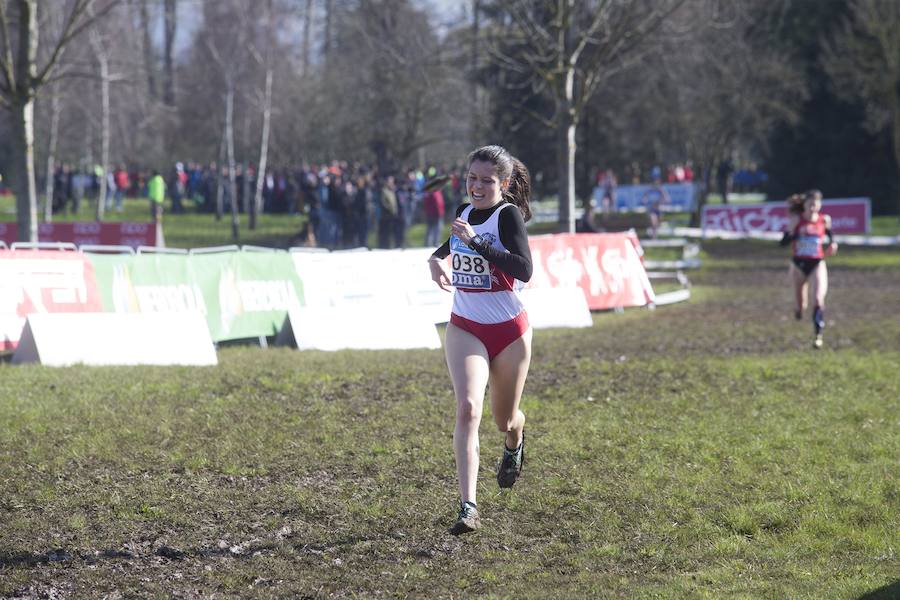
(870, 215), (900, 237)
(1, 240), (898, 598)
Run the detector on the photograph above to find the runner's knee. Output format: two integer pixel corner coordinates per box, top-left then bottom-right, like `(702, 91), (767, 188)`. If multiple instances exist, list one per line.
(456, 397), (482, 424)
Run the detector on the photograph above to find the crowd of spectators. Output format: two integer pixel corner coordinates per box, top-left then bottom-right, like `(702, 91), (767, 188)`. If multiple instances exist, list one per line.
(46, 160), (467, 250)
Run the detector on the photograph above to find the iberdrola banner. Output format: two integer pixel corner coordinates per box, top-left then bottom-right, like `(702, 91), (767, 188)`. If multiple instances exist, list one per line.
(191, 251), (304, 341)
(90, 250), (304, 342)
(89, 253), (203, 315)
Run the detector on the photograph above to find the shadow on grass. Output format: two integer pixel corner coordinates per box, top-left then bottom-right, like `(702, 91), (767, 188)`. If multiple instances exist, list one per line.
(0, 548), (133, 567)
(0, 533), (398, 569)
(857, 581), (900, 600)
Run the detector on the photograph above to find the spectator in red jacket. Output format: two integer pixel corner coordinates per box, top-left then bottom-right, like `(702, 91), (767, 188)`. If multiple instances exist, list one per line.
(113, 166), (130, 212)
(423, 185), (446, 247)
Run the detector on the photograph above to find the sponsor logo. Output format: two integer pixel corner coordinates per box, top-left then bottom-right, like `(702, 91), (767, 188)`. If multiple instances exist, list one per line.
(74, 222), (102, 234)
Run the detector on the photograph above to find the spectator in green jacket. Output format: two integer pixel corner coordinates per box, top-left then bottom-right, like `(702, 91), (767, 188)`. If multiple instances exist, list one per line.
(148, 170), (166, 222)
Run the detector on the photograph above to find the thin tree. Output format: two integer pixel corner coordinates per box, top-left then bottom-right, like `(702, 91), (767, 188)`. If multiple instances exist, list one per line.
(301, 0), (313, 76)
(42, 81), (60, 222)
(482, 0), (686, 232)
(139, 0), (156, 99)
(88, 10), (114, 221)
(250, 0), (275, 230)
(201, 1), (249, 241)
(0, 0), (119, 242)
(163, 0), (176, 105)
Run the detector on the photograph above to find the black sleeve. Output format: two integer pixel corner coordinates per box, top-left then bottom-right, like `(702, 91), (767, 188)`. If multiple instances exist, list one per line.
(430, 203), (468, 260)
(471, 206), (533, 282)
(779, 231), (794, 247)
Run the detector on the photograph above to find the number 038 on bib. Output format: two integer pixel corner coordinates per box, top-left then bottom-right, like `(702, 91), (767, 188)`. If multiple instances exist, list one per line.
(450, 236), (490, 290)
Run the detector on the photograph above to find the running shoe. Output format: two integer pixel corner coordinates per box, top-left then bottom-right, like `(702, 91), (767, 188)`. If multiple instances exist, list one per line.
(496, 431), (525, 489)
(449, 501), (480, 535)
(794, 309), (802, 320)
(814, 334), (823, 349)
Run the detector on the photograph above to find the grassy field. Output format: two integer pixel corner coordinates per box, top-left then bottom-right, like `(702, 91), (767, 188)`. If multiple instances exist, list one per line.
(1, 239), (898, 598)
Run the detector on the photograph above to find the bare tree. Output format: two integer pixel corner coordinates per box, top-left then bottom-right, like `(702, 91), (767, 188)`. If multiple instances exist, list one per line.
(481, 0), (686, 232)
(200, 0), (252, 240)
(0, 0), (119, 241)
(139, 0), (156, 99)
(250, 0), (275, 230)
(42, 81), (60, 221)
(163, 0), (176, 105)
(823, 0), (900, 216)
(88, 3), (120, 221)
(301, 0), (313, 76)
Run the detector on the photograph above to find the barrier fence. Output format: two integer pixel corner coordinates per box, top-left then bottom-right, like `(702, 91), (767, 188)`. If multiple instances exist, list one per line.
(1, 232), (663, 357)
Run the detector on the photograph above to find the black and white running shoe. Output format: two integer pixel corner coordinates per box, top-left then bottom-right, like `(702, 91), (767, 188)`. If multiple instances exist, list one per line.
(496, 431), (525, 489)
(449, 501), (481, 535)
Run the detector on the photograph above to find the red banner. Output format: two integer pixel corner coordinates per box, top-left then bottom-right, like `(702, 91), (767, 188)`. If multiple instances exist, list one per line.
(527, 232), (654, 310)
(0, 222), (157, 248)
(0, 250), (104, 351)
(702, 198), (870, 234)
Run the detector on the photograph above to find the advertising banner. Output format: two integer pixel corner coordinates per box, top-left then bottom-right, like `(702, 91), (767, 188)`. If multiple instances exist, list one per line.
(91, 250), (304, 342)
(291, 248), (454, 324)
(701, 198), (870, 234)
(0, 250), (103, 351)
(0, 222), (157, 248)
(89, 253), (203, 315)
(527, 232), (655, 310)
(193, 251), (304, 342)
(594, 183), (696, 212)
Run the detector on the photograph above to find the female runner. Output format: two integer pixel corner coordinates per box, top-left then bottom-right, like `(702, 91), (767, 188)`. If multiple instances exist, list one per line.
(781, 189), (838, 348)
(428, 145), (533, 535)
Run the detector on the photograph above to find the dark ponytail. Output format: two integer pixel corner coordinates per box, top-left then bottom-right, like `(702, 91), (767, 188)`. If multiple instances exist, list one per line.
(787, 193), (805, 215)
(467, 144), (532, 222)
(505, 157), (532, 222)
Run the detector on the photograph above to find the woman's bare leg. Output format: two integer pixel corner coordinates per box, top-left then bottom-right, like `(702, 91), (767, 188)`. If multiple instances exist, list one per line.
(790, 264), (808, 315)
(811, 260), (828, 309)
(444, 323), (490, 505)
(489, 328), (532, 451)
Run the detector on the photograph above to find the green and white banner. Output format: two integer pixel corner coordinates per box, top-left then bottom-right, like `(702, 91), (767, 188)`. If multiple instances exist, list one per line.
(90, 251), (304, 342)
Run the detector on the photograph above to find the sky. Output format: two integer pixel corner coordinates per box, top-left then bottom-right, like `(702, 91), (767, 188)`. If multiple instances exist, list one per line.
(154, 0), (471, 56)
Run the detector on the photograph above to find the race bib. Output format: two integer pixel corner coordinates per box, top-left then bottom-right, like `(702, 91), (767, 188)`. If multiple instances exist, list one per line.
(795, 236), (820, 258)
(450, 236), (490, 290)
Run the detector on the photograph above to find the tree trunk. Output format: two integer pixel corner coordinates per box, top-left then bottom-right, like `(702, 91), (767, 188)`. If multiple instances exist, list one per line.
(43, 86), (61, 223)
(323, 0), (332, 61)
(225, 85), (240, 241)
(470, 0), (480, 145)
(163, 0), (177, 105)
(556, 2), (577, 234)
(91, 28), (110, 221)
(97, 58), (110, 221)
(557, 63), (577, 233)
(215, 133), (225, 221)
(140, 0), (157, 99)
(252, 56), (274, 230)
(557, 113), (577, 234)
(11, 99), (39, 242)
(301, 0), (313, 77)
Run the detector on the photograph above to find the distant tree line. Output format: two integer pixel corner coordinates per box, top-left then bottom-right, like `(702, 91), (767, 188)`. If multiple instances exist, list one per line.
(0, 0), (898, 241)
